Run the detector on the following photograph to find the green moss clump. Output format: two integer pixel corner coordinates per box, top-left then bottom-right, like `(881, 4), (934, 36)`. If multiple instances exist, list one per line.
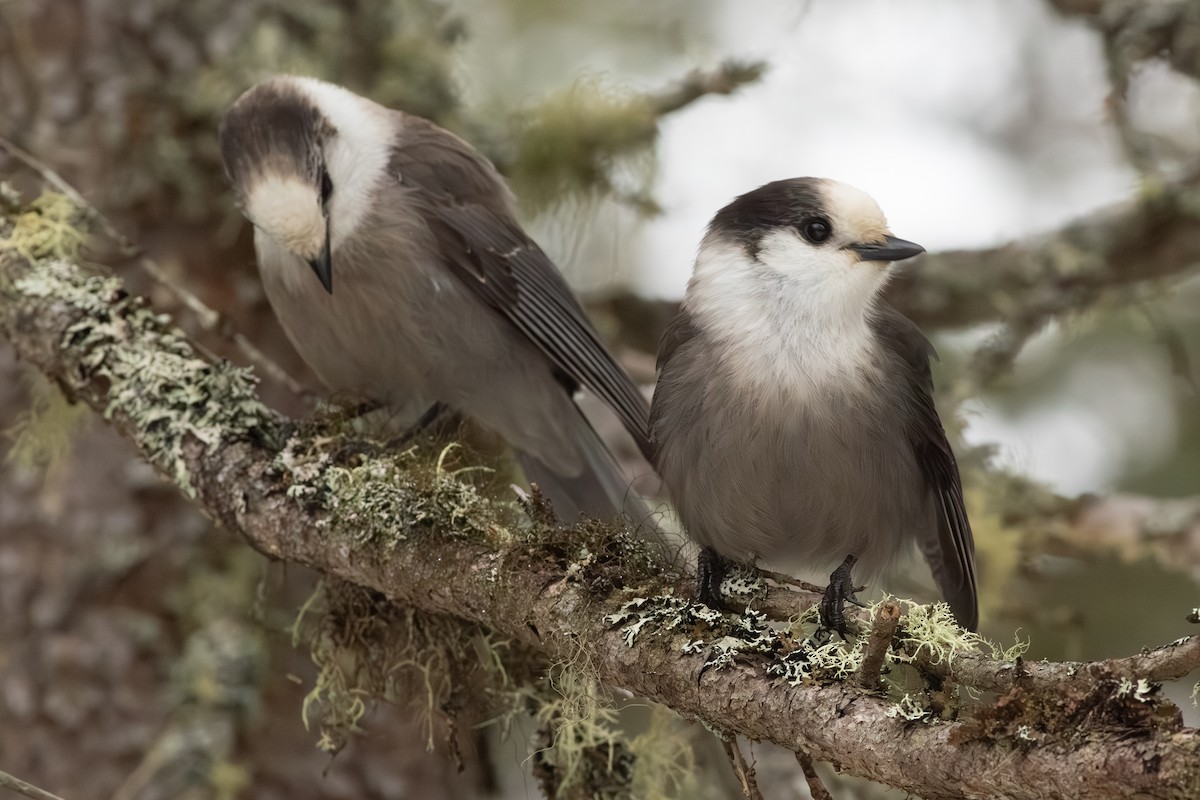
(4, 197), (277, 495)
(509, 79), (659, 215)
(273, 438), (507, 551)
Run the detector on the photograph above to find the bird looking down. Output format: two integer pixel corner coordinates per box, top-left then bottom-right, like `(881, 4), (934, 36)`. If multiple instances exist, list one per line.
(219, 76), (653, 523)
(650, 178), (978, 631)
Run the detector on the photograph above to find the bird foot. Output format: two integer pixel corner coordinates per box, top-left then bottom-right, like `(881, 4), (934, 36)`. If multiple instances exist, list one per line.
(696, 546), (732, 610)
(819, 554), (866, 640)
(383, 401), (450, 450)
(332, 402), (450, 464)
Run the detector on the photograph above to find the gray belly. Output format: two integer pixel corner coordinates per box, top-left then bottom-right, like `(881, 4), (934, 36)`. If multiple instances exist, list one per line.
(654, 356), (935, 578)
(255, 231), (584, 473)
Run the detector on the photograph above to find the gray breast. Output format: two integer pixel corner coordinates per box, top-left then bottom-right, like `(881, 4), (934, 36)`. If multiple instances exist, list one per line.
(254, 211), (585, 474)
(652, 326), (936, 579)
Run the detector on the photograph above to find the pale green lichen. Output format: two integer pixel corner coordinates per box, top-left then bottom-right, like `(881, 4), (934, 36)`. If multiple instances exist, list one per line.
(885, 692), (936, 723)
(273, 437), (502, 551)
(508, 653), (700, 800)
(524, 659), (628, 796)
(717, 564), (769, 606)
(892, 599), (1027, 666)
(606, 594), (777, 673)
(0, 190), (86, 262)
(627, 705), (701, 800)
(293, 580), (497, 753)
(6, 235), (275, 495)
(1115, 677), (1155, 703)
(1014, 724), (1040, 742)
(4, 368), (92, 468)
(607, 592), (1031, 724)
(769, 633), (869, 686)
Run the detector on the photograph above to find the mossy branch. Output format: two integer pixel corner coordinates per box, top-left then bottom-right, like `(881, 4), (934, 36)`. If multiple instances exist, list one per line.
(4, 199), (1200, 799)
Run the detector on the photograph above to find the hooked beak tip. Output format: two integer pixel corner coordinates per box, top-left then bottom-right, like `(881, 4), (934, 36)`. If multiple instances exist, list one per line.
(307, 237), (333, 294)
(308, 255), (333, 294)
(849, 235), (925, 264)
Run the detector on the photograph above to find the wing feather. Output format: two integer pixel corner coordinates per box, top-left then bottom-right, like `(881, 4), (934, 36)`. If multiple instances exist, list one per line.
(874, 305), (978, 630)
(387, 117), (652, 457)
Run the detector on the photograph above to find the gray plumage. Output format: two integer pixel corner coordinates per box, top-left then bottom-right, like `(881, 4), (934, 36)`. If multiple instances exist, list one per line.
(650, 178), (977, 630)
(219, 76), (651, 521)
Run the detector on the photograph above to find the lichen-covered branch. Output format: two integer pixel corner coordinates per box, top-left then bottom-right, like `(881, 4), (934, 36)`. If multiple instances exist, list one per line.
(4, 203), (1200, 799)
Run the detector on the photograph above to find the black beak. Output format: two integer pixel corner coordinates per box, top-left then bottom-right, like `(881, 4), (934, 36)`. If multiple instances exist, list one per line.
(849, 235), (925, 263)
(307, 225), (333, 294)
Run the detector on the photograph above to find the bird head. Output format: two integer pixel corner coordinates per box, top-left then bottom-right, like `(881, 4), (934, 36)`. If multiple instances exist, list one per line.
(698, 177), (925, 317)
(218, 76), (392, 294)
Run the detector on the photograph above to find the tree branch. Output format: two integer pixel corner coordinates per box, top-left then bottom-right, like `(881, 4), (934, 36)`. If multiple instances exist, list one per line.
(644, 60), (768, 116)
(4, 207), (1200, 798)
(0, 769), (68, 800)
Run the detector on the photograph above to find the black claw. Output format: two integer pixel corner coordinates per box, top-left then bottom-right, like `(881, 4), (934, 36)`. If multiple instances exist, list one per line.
(333, 438), (384, 464)
(819, 554), (860, 639)
(385, 401), (450, 449)
(697, 547), (731, 610)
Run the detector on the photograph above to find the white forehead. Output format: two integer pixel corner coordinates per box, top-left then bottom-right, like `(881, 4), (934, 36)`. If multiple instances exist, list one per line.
(820, 180), (890, 243)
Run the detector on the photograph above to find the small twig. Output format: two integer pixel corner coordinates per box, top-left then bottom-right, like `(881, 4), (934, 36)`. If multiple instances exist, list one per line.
(720, 738), (764, 800)
(907, 632), (1200, 695)
(0, 134), (135, 256)
(1140, 301), (1200, 397)
(755, 566), (826, 595)
(794, 751), (834, 800)
(137, 257), (311, 398)
(646, 60), (767, 116)
(0, 769), (68, 800)
(856, 601), (901, 690)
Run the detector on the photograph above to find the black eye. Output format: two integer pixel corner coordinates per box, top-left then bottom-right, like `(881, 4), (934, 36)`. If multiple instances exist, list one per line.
(800, 217), (832, 244)
(320, 169), (334, 206)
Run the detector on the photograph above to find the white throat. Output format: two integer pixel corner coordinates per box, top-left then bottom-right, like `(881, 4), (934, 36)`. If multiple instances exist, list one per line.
(289, 76), (394, 250)
(685, 236), (888, 402)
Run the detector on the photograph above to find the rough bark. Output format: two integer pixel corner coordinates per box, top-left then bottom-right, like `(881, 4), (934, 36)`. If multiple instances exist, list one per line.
(3, 243), (1200, 799)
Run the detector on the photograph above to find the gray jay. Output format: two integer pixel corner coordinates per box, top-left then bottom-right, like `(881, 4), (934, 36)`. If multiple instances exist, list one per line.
(218, 76), (652, 521)
(650, 178), (978, 631)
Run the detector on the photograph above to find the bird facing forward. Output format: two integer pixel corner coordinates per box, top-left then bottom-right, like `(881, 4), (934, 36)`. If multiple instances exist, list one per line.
(218, 76), (652, 522)
(650, 178), (978, 631)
